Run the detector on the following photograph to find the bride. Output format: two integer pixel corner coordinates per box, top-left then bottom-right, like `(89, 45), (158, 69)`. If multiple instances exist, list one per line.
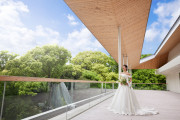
(107, 65), (159, 115)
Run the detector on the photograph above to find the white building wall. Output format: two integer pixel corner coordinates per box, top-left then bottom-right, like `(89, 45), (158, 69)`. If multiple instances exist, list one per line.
(165, 42), (180, 93)
(166, 73), (180, 93)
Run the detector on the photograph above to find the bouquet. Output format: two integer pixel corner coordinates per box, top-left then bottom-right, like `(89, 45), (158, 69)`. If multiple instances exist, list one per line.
(118, 75), (127, 85)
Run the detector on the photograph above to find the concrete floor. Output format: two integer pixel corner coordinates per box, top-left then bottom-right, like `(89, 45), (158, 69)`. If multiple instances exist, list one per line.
(71, 90), (180, 120)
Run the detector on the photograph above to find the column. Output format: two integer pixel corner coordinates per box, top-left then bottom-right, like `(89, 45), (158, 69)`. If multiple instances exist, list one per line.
(118, 27), (121, 79)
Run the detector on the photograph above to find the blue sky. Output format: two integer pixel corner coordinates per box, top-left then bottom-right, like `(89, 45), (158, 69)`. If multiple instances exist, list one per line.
(0, 0), (180, 58)
(142, 0), (180, 54)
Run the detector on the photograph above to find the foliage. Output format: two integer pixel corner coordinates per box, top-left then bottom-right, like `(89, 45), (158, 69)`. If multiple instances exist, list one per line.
(107, 56), (118, 73)
(132, 69), (166, 90)
(0, 51), (18, 71)
(82, 70), (103, 81)
(2, 45), (71, 96)
(2, 96), (41, 120)
(0, 46), (167, 96)
(140, 54), (152, 59)
(14, 82), (48, 96)
(60, 65), (82, 79)
(6, 44), (71, 78)
(5, 57), (42, 77)
(71, 51), (117, 72)
(71, 51), (118, 81)
(106, 72), (118, 81)
(71, 51), (108, 70)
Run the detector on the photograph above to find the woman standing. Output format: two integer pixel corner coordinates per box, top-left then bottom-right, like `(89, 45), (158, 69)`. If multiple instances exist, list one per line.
(107, 65), (159, 115)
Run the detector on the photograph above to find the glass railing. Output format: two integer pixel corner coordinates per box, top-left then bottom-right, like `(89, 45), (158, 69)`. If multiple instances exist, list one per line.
(0, 76), (166, 120)
(0, 76), (114, 120)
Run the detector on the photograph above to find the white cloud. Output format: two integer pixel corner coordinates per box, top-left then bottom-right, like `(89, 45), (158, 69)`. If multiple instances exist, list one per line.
(67, 14), (75, 21)
(0, 0), (61, 55)
(145, 22), (160, 42)
(67, 14), (78, 26)
(145, 0), (180, 42)
(61, 28), (103, 57)
(0, 0), (103, 57)
(154, 0), (180, 27)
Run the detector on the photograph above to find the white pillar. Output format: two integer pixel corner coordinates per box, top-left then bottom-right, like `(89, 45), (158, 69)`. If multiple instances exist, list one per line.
(127, 55), (128, 72)
(123, 55), (124, 65)
(127, 56), (128, 66)
(118, 27), (121, 79)
(129, 64), (132, 75)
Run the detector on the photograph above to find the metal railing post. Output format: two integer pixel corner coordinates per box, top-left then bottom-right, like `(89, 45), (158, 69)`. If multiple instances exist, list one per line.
(71, 82), (74, 103)
(101, 83), (103, 93)
(66, 104), (68, 120)
(105, 83), (106, 93)
(0, 82), (6, 120)
(112, 83), (114, 92)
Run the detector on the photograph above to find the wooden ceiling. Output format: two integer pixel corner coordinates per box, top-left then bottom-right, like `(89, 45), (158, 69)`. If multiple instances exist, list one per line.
(64, 0), (179, 69)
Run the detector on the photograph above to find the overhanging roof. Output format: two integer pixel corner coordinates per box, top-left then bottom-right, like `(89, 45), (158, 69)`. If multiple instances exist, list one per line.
(64, 0), (151, 69)
(135, 16), (180, 69)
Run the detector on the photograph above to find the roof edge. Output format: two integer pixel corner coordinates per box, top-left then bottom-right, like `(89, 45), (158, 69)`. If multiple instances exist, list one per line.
(140, 15), (180, 64)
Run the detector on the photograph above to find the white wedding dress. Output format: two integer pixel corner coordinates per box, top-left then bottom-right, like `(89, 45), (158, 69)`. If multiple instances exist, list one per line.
(107, 73), (159, 115)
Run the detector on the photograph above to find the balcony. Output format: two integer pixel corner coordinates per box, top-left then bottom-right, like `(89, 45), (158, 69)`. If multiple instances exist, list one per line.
(0, 76), (176, 120)
(71, 90), (180, 120)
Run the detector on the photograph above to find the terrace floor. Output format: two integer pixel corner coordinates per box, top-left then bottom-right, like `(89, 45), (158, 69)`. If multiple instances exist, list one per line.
(71, 90), (180, 120)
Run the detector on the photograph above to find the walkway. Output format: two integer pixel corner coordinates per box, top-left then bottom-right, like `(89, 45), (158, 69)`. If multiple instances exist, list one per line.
(71, 90), (180, 120)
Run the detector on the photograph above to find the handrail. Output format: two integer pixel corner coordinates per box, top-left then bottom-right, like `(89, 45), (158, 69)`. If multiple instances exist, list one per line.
(0, 76), (167, 84)
(0, 76), (113, 83)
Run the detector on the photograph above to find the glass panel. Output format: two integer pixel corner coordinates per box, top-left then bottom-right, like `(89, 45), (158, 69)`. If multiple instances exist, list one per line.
(2, 81), (69, 120)
(1, 81), (115, 120)
(132, 84), (167, 90)
(114, 83), (119, 89)
(67, 82), (103, 119)
(105, 83), (113, 92)
(72, 82), (102, 102)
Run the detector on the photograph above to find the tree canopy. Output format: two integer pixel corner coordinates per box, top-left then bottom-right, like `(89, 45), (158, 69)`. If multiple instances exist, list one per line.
(0, 50), (18, 71)
(5, 45), (71, 78)
(140, 54), (152, 59)
(0, 45), (166, 96)
(1, 45), (71, 96)
(71, 51), (118, 81)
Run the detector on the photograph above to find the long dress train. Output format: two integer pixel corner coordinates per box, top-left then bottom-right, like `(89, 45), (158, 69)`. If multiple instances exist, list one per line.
(107, 73), (159, 115)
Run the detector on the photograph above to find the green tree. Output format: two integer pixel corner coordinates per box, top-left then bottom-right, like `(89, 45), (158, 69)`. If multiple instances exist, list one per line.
(132, 69), (166, 90)
(72, 51), (118, 81)
(25, 45), (71, 78)
(81, 70), (103, 81)
(4, 44), (71, 96)
(0, 50), (18, 71)
(71, 51), (109, 70)
(5, 56), (42, 77)
(60, 65), (82, 79)
(140, 54), (152, 59)
(107, 56), (118, 73)
(6, 44), (71, 78)
(106, 72), (118, 81)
